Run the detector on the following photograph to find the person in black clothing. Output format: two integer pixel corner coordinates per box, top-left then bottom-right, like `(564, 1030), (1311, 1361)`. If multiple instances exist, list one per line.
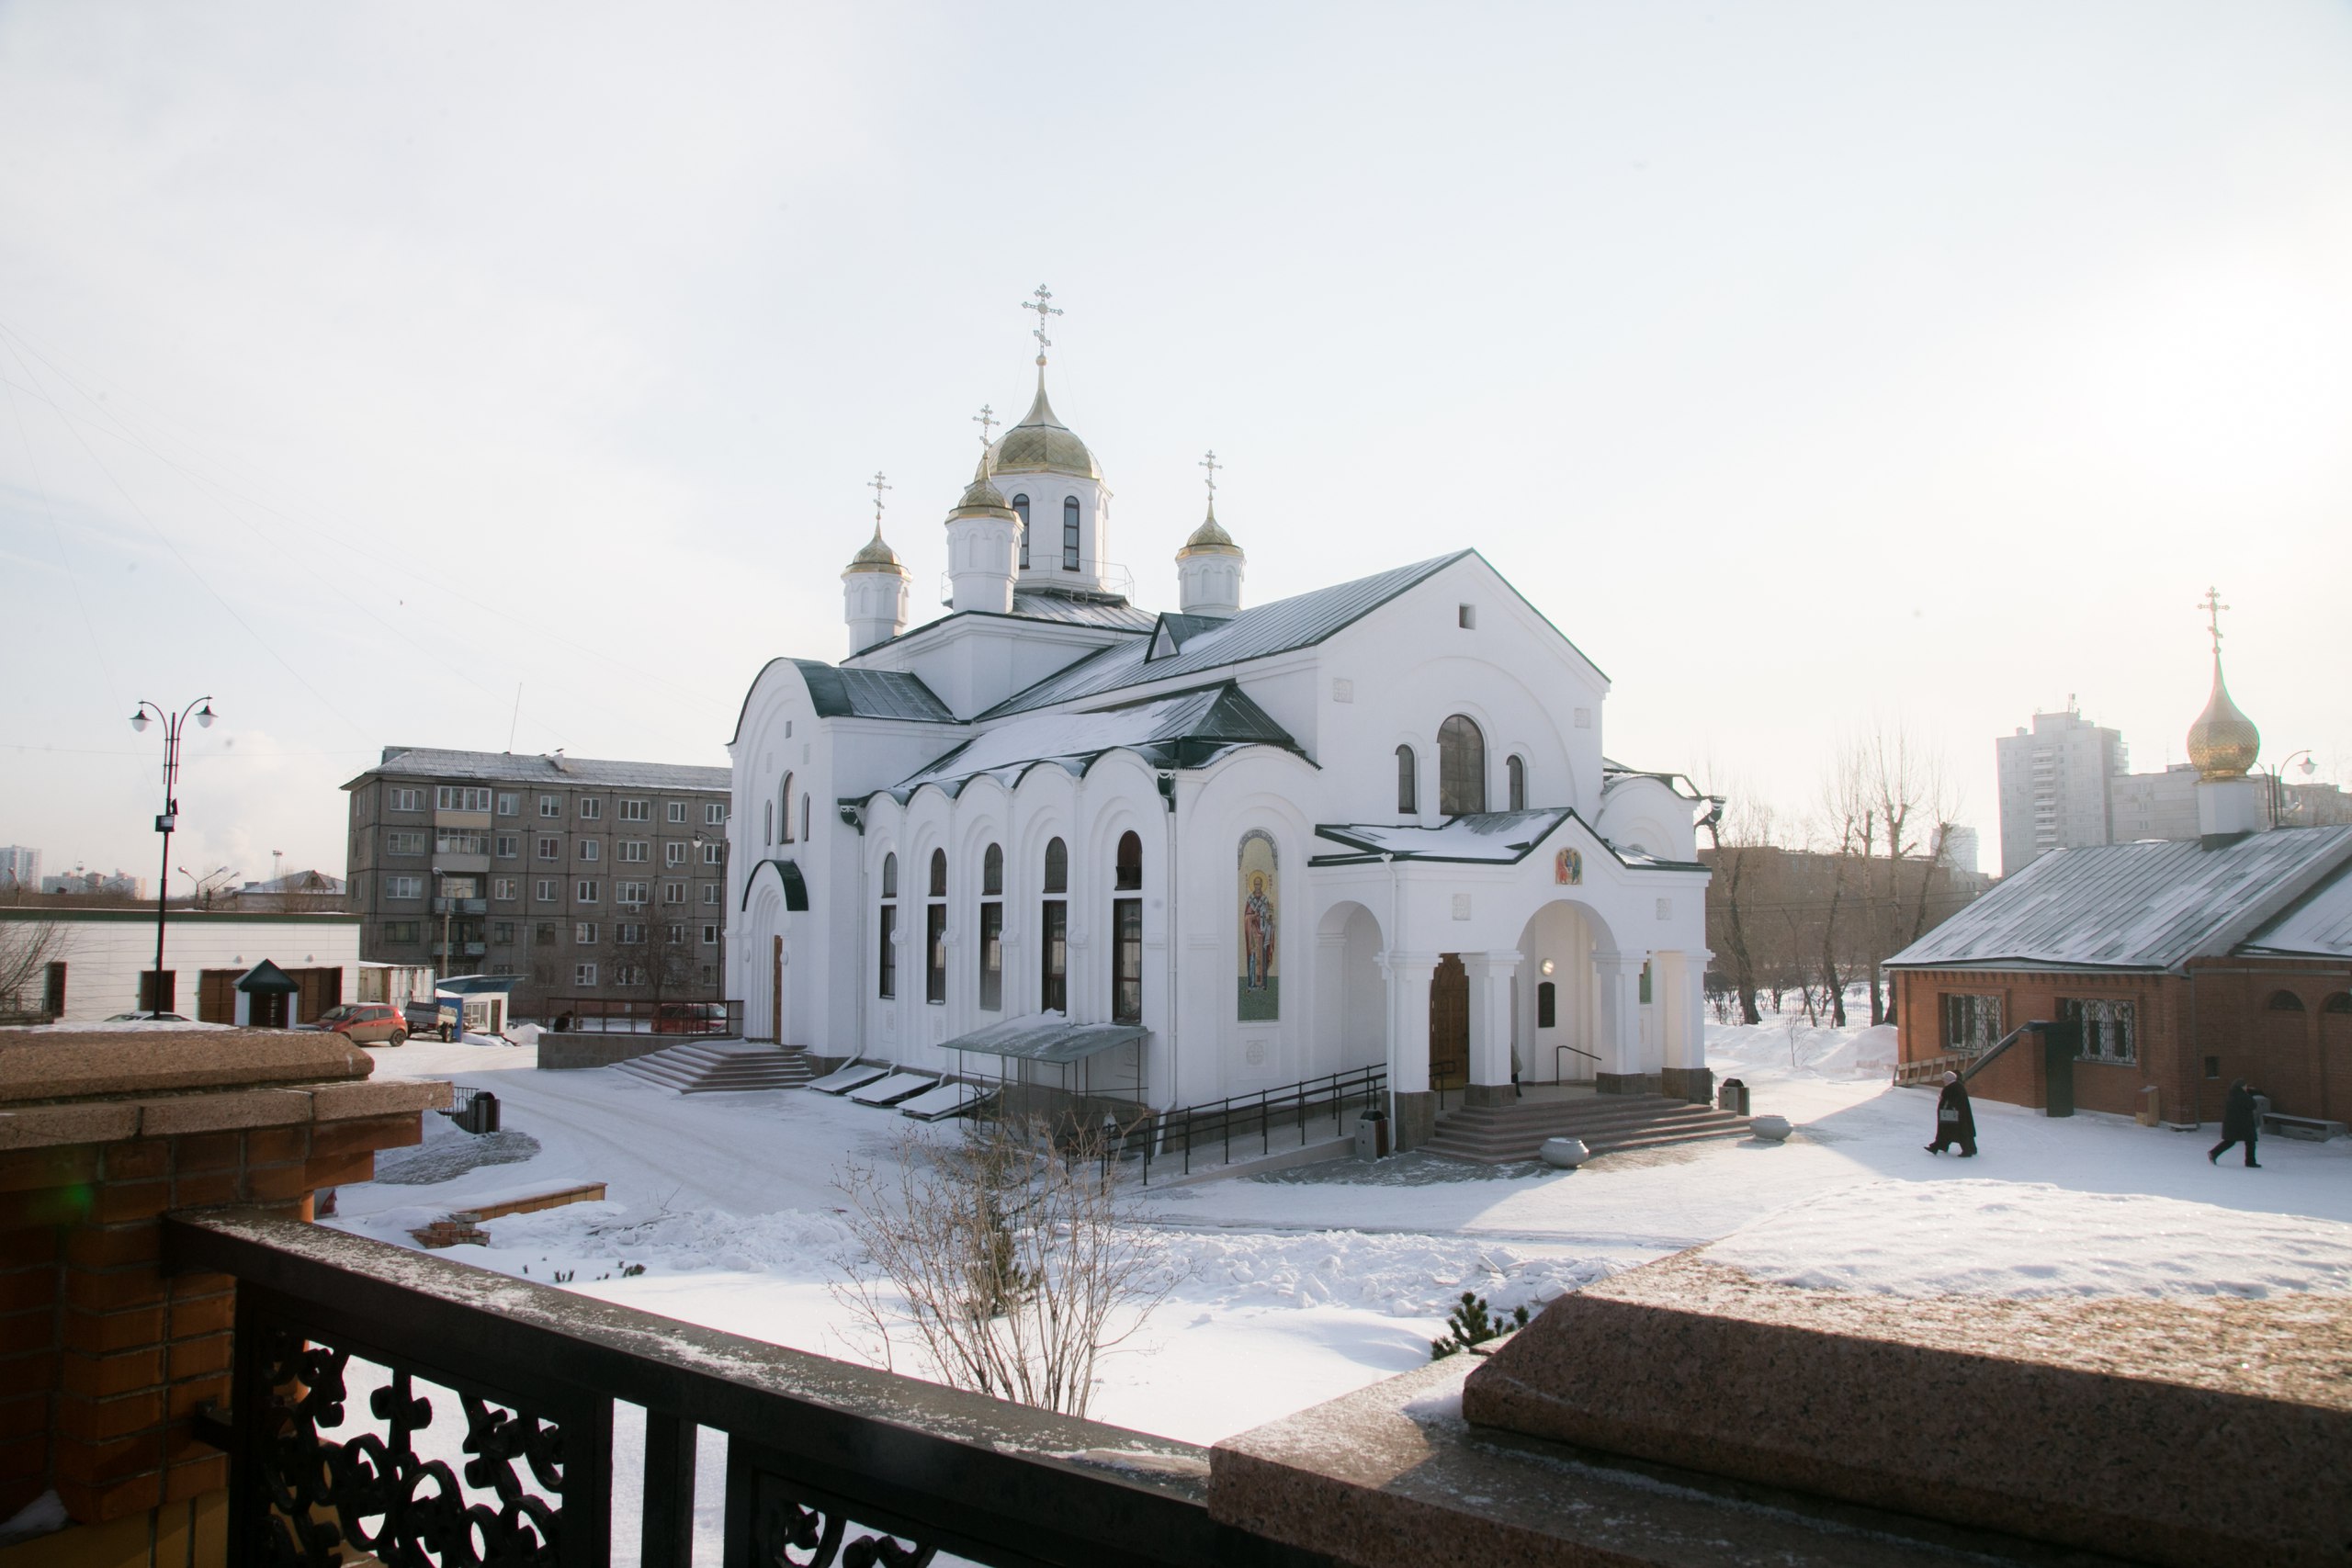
(2208, 1079), (2262, 1168)
(1926, 1070), (1977, 1157)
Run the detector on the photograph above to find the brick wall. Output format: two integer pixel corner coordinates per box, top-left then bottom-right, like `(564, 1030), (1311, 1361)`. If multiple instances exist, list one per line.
(0, 1029), (446, 1561)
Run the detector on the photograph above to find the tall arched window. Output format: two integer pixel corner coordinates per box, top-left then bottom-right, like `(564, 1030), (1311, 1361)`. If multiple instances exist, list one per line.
(779, 773), (795, 842)
(978, 843), (1004, 1011)
(876, 852), (898, 999)
(1012, 495), (1030, 569)
(1507, 754), (1527, 812)
(925, 849), (948, 1004)
(800, 795), (810, 842)
(1437, 716), (1487, 815)
(763, 800), (773, 846)
(1040, 837), (1069, 1012)
(1113, 830), (1143, 1022)
(1396, 745), (1418, 814)
(1062, 496), (1081, 570)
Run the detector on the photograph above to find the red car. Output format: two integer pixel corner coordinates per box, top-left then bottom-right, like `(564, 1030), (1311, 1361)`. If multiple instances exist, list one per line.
(300, 1002), (409, 1046)
(651, 1002), (728, 1036)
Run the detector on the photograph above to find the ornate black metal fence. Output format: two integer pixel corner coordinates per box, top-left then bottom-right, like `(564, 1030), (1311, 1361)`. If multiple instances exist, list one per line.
(164, 1209), (1323, 1568)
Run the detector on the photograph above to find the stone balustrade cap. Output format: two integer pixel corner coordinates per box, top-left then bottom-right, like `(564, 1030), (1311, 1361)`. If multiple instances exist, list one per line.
(0, 1029), (375, 1105)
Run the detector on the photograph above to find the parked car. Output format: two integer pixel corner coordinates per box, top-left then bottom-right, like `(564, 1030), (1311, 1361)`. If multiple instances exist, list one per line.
(299, 1002), (409, 1046)
(652, 1001), (729, 1035)
(401, 997), (445, 1038)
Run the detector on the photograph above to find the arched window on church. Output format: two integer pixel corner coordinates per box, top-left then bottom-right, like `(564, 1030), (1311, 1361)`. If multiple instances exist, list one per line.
(1062, 496), (1081, 571)
(1507, 754), (1527, 812)
(800, 795), (810, 843)
(925, 849), (947, 1004)
(763, 800), (773, 846)
(1536, 980), (1556, 1030)
(978, 844), (1004, 1011)
(778, 773), (794, 843)
(1012, 494), (1029, 569)
(876, 852), (898, 999)
(1114, 830), (1143, 1022)
(1041, 837), (1069, 1012)
(1438, 716), (1487, 816)
(1396, 745), (1418, 814)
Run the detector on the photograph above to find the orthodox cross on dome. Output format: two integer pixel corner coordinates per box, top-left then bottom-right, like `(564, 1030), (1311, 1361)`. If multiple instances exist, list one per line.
(868, 470), (891, 525)
(1199, 449), (1221, 495)
(973, 404), (998, 447)
(2199, 585), (2229, 656)
(1022, 284), (1063, 365)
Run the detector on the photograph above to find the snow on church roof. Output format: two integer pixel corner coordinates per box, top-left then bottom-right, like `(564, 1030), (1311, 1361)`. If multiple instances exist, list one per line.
(889, 682), (1301, 795)
(2239, 861), (2352, 959)
(1314, 810), (1573, 863)
(980, 553), (1476, 717)
(1886, 825), (2352, 973)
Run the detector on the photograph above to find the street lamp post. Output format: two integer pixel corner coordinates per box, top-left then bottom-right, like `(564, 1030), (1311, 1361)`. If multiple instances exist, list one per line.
(130, 698), (215, 1018)
(2264, 750), (2319, 827)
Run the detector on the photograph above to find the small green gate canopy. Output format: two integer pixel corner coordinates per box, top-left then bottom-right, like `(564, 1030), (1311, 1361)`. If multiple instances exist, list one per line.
(236, 959), (301, 993)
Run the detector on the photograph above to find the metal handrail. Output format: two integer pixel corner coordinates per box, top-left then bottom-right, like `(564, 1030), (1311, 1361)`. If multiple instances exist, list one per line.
(1144, 1065), (1387, 1183)
(164, 1209), (1310, 1568)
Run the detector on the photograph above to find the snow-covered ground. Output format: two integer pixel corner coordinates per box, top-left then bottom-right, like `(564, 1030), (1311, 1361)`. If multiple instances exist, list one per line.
(332, 1022), (2352, 1563)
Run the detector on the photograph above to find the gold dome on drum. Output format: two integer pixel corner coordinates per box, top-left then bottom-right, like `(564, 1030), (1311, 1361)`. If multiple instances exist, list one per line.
(1176, 502), (1241, 558)
(987, 377), (1100, 479)
(2187, 656), (2260, 780)
(948, 453), (1017, 522)
(843, 526), (907, 576)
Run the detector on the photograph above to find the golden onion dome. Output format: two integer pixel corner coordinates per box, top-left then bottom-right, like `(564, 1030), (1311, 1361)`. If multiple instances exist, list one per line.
(843, 525), (908, 576)
(1176, 501), (1242, 558)
(2186, 656), (2260, 780)
(987, 377), (1100, 479)
(948, 453), (1018, 521)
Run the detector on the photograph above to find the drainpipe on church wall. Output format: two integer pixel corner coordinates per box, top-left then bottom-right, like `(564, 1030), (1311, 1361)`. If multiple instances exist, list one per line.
(1162, 772), (1179, 1116)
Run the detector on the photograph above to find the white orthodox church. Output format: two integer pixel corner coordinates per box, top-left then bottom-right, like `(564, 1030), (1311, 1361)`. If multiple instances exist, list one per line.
(728, 316), (1713, 1149)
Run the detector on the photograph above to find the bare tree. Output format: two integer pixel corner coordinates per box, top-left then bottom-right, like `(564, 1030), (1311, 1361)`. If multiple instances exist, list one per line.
(833, 1114), (1170, 1419)
(0, 919), (71, 1018)
(1699, 781), (1779, 1026)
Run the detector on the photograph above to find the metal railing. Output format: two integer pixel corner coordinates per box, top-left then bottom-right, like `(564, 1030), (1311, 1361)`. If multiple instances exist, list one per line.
(1145, 1065), (1386, 1182)
(164, 1209), (1309, 1568)
(548, 997), (743, 1037)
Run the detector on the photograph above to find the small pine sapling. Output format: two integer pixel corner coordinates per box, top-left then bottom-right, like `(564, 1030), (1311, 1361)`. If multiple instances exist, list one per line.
(1430, 1291), (1530, 1360)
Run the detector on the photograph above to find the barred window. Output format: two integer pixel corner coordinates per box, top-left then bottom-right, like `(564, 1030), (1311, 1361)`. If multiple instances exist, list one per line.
(2059, 998), (2136, 1065)
(1942, 992), (2002, 1054)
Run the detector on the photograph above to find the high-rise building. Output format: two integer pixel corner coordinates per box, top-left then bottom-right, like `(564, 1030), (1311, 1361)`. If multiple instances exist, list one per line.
(1995, 709), (2126, 877)
(343, 747), (731, 1019)
(0, 846), (38, 892)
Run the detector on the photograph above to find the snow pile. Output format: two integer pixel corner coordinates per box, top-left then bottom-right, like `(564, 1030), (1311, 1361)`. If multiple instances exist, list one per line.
(1154, 1228), (1614, 1317)
(1707, 1180), (2352, 1299)
(479, 1201), (864, 1275)
(1708, 1021), (1896, 1082)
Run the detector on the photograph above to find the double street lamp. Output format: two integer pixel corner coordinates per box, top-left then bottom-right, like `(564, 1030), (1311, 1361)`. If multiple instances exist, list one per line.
(130, 698), (215, 1018)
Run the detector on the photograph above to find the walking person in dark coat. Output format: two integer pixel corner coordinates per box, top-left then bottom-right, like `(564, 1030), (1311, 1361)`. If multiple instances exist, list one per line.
(1926, 1070), (1977, 1157)
(2208, 1079), (2262, 1168)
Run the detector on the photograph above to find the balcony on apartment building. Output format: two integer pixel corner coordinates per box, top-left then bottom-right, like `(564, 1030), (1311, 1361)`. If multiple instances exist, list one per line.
(432, 897), (489, 915)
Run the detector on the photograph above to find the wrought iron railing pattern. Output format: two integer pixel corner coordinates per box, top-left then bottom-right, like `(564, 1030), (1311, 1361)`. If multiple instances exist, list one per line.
(165, 1209), (1319, 1568)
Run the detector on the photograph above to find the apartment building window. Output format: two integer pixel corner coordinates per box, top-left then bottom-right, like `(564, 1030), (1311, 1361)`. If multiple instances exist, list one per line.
(492, 877), (516, 901)
(537, 837), (560, 860)
(435, 830), (486, 855)
(382, 920), (420, 943)
(576, 880), (600, 903)
(1942, 993), (2002, 1054)
(579, 840), (601, 863)
(493, 834), (518, 859)
(436, 786), (492, 812)
(617, 882), (649, 907)
(2060, 998), (2137, 1065)
(386, 831), (426, 855)
(662, 882), (685, 905)
(540, 795), (561, 818)
(700, 964), (715, 986)
(705, 804), (725, 825)
(496, 793), (519, 817)
(619, 841), (648, 863)
(702, 923), (720, 945)
(702, 884), (721, 905)
(665, 842), (686, 866)
(575, 963), (597, 987)
(667, 801), (686, 823)
(702, 843), (723, 865)
(536, 878), (559, 901)
(620, 799), (649, 822)
(388, 787), (423, 812)
(618, 922), (646, 945)
(616, 964), (646, 987)
(492, 922), (514, 945)
(579, 798), (603, 821)
(576, 922), (598, 943)
(535, 923), (555, 947)
(386, 875), (424, 900)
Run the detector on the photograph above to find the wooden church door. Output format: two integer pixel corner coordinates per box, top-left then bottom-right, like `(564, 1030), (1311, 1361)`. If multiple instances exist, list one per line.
(1430, 953), (1469, 1089)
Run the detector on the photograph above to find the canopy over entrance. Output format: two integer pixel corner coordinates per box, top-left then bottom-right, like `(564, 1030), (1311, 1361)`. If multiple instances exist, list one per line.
(235, 960), (300, 994)
(940, 1015), (1146, 1064)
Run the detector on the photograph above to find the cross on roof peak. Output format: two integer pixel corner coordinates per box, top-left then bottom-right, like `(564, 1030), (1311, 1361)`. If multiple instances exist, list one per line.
(2199, 586), (2230, 656)
(868, 470), (891, 525)
(973, 404), (997, 446)
(1021, 284), (1063, 366)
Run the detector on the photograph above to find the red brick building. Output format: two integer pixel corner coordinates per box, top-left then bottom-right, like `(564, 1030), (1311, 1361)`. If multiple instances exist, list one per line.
(1887, 825), (2352, 1129)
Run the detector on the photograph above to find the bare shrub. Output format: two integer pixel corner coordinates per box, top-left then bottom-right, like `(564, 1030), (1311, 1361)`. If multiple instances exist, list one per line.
(0, 919), (70, 1016)
(832, 1113), (1170, 1419)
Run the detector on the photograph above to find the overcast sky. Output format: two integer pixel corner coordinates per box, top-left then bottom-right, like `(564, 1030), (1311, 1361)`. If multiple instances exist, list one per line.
(4, 1), (2348, 891)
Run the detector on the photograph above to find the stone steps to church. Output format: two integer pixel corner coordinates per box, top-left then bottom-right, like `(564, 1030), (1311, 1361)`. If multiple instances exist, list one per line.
(611, 1042), (813, 1094)
(1422, 1096), (1753, 1165)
